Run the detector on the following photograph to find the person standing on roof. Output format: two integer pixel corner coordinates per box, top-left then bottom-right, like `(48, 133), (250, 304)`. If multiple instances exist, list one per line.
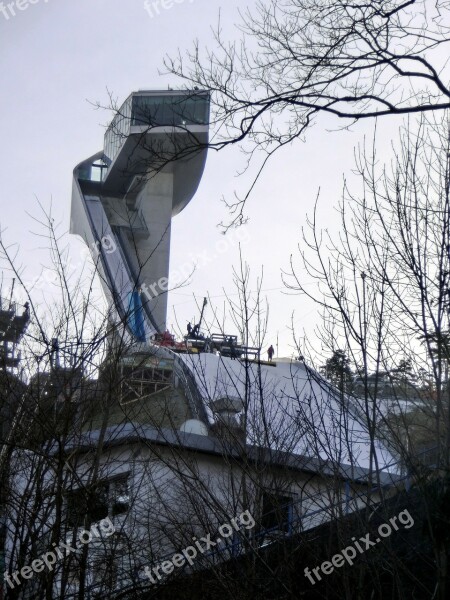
(187, 322), (192, 336)
(267, 345), (275, 362)
(228, 336), (237, 360)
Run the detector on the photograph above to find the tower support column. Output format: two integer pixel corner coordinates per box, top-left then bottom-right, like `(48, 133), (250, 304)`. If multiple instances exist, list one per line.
(136, 171), (173, 331)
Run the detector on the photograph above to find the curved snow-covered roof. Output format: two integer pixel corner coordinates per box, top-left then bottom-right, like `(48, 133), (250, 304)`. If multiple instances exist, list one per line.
(179, 353), (399, 475)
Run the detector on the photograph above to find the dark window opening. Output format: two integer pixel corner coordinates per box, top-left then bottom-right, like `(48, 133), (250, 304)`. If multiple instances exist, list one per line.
(112, 479), (130, 516)
(261, 493), (294, 534)
(66, 476), (129, 527)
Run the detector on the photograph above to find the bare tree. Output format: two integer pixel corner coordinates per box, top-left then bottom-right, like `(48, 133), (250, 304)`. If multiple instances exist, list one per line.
(161, 0), (450, 226)
(286, 111), (450, 599)
(0, 205), (442, 599)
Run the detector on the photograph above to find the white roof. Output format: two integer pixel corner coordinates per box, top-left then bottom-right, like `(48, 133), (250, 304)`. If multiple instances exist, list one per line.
(179, 353), (399, 475)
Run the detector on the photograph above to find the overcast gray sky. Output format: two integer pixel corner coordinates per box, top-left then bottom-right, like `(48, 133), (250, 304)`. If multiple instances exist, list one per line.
(0, 0), (407, 359)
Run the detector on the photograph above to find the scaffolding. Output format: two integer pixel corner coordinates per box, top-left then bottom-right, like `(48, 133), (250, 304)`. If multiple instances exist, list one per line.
(0, 295), (29, 371)
(120, 354), (174, 405)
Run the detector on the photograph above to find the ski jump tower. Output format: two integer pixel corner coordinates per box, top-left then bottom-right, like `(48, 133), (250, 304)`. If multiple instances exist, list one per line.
(70, 90), (210, 343)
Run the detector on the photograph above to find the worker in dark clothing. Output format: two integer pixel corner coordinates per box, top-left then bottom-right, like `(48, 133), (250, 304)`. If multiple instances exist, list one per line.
(268, 345), (275, 362)
(187, 322), (192, 336)
(192, 323), (200, 337)
(228, 336), (237, 360)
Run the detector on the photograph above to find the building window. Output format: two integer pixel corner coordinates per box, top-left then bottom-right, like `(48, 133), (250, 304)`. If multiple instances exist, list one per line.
(112, 478), (130, 516)
(261, 492), (294, 535)
(131, 94), (209, 127)
(66, 475), (130, 528)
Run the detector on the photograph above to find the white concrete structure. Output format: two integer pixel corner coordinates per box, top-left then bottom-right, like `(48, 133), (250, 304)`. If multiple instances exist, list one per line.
(71, 90), (210, 335)
(69, 88), (399, 487)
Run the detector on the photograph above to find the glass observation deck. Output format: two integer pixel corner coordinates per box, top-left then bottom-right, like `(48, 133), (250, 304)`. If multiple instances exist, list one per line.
(103, 90), (210, 169)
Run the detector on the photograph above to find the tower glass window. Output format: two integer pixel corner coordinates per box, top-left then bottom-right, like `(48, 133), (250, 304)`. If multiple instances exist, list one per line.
(131, 94), (210, 127)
